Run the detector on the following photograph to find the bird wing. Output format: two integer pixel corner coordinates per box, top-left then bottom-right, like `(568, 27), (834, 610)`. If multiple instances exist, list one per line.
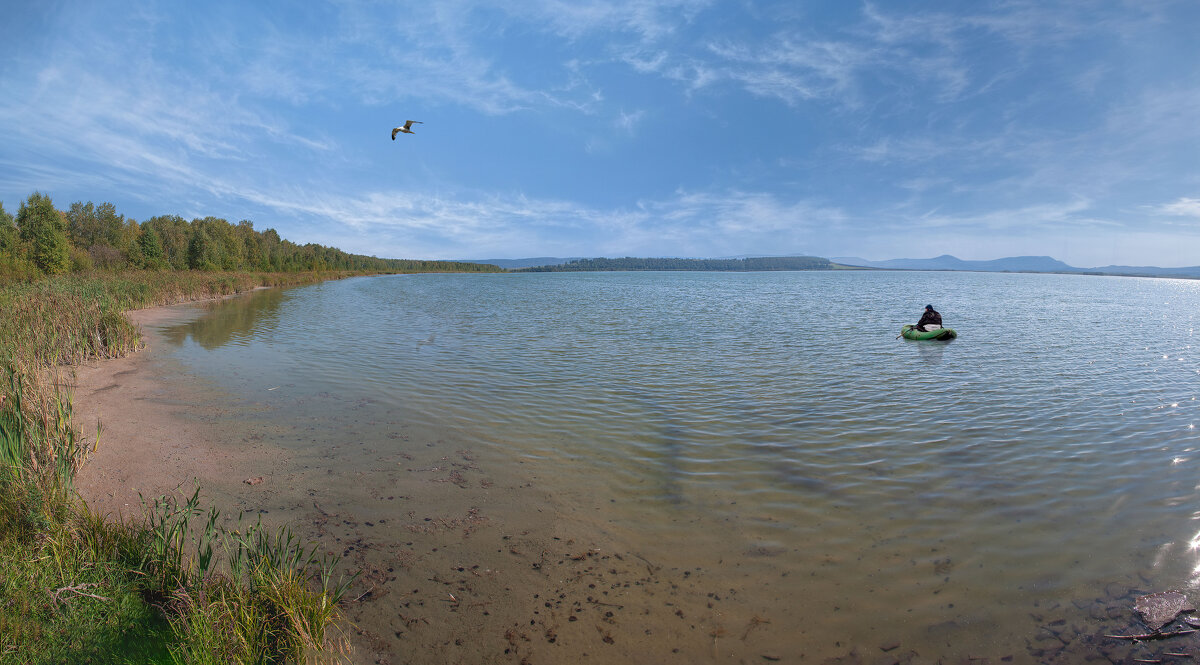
(391, 127), (400, 140)
(404, 120), (423, 130)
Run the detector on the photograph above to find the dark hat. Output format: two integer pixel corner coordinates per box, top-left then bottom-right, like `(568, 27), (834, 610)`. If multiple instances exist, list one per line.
(925, 304), (934, 310)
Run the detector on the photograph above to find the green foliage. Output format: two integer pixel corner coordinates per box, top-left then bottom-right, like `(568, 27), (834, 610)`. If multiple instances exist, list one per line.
(187, 223), (221, 271)
(69, 245), (94, 272)
(0, 273), (359, 663)
(137, 225), (167, 269)
(0, 255), (38, 283)
(521, 255), (834, 272)
(65, 201), (101, 248)
(0, 475), (349, 664)
(166, 509), (354, 663)
(0, 495), (176, 665)
(0, 367), (89, 495)
(3, 191), (505, 282)
(143, 215), (191, 270)
(0, 203), (17, 254)
(16, 192), (71, 275)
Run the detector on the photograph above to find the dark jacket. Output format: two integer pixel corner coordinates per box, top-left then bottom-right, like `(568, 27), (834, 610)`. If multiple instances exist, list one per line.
(916, 309), (942, 330)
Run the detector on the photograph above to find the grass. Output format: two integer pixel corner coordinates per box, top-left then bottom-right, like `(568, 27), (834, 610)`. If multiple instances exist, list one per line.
(0, 270), (362, 664)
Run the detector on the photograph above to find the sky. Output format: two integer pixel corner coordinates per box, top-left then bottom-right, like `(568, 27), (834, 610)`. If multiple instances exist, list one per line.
(2, 1), (1199, 267)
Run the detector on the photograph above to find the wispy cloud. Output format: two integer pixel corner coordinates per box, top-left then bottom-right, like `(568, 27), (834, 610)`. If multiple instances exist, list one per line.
(906, 198), (1100, 232)
(507, 0), (713, 41)
(704, 38), (872, 106)
(615, 109), (645, 134)
(4, 0), (1199, 267)
(326, 2), (623, 115)
(620, 1), (1179, 114)
(1153, 198), (1200, 219)
(200, 182), (846, 259)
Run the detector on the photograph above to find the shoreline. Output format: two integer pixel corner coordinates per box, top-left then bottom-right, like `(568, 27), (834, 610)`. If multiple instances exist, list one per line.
(44, 270), (1197, 665)
(65, 289), (804, 665)
(71, 290), (281, 519)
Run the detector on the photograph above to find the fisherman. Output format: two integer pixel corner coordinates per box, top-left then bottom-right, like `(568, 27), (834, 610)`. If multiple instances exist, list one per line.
(915, 304), (942, 332)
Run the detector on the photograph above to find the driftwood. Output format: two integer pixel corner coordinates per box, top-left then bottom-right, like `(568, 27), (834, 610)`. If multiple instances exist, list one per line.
(1105, 629), (1197, 641)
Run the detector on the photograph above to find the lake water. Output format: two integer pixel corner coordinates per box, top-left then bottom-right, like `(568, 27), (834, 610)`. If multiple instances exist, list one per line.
(147, 270), (1200, 663)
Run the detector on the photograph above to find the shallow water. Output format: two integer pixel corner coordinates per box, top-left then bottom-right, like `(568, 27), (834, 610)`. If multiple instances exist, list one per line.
(151, 271), (1200, 662)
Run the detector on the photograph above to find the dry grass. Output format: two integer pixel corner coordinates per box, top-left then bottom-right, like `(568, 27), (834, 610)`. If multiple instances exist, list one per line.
(0, 270), (361, 664)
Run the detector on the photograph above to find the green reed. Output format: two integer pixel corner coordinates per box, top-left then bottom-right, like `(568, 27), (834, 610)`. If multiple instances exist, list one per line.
(0, 270), (360, 664)
(166, 511), (356, 663)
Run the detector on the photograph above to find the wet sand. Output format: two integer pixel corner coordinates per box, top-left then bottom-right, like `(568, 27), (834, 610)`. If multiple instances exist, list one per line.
(69, 293), (1169, 665)
(70, 299), (803, 665)
(72, 308), (264, 515)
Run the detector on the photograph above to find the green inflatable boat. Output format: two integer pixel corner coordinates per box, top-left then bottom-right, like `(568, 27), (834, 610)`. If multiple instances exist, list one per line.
(901, 324), (957, 341)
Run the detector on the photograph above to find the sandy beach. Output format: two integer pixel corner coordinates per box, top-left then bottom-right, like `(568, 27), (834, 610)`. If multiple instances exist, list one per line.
(67, 296), (806, 665)
(72, 306), (278, 518)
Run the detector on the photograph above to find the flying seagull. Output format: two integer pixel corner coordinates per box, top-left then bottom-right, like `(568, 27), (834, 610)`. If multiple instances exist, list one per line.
(392, 120), (423, 140)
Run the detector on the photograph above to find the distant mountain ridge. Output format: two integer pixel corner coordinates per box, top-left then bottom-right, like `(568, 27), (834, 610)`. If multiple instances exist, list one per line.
(832, 254), (1075, 272)
(518, 256), (834, 272)
(460, 257), (583, 269)
(832, 254), (1200, 278)
(467, 254), (1200, 278)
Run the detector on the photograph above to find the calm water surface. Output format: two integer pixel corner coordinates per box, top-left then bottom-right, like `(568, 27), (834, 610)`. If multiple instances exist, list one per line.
(154, 271), (1200, 662)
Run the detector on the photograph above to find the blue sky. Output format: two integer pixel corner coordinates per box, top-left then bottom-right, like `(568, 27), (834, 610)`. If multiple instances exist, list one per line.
(2, 1), (1199, 267)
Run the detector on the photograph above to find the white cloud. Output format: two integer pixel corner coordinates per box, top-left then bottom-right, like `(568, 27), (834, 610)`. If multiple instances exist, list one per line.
(902, 198), (1108, 233)
(4, 0), (1199, 268)
(323, 2), (636, 115)
(199, 182), (847, 259)
(1154, 198), (1200, 218)
(704, 38), (868, 106)
(850, 134), (1010, 167)
(508, 0), (713, 41)
(621, 1), (1177, 112)
(615, 109), (645, 134)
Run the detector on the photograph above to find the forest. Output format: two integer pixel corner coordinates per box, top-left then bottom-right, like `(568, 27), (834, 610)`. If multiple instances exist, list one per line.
(0, 191), (500, 281)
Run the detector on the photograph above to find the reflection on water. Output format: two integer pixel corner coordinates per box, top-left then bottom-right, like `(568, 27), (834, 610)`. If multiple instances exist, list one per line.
(912, 338), (948, 364)
(152, 271), (1200, 662)
(161, 288), (287, 349)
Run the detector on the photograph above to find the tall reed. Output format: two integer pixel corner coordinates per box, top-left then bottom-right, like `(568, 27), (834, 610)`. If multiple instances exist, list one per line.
(0, 270), (360, 663)
(0, 366), (90, 509)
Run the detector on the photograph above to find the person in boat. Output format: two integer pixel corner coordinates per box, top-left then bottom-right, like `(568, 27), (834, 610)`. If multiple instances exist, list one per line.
(915, 304), (942, 332)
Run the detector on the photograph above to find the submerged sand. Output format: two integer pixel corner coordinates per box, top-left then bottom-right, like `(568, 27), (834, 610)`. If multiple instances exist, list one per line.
(73, 306), (275, 516)
(70, 298), (807, 665)
(64, 280), (1197, 665)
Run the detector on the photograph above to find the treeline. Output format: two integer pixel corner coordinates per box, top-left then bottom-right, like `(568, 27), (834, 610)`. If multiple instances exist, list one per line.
(0, 191), (501, 281)
(519, 256), (835, 272)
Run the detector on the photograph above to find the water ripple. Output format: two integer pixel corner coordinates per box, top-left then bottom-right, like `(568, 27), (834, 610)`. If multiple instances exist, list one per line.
(158, 270), (1200, 650)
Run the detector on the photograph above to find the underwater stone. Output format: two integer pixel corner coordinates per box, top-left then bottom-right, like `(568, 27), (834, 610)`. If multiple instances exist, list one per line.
(1134, 590), (1194, 631)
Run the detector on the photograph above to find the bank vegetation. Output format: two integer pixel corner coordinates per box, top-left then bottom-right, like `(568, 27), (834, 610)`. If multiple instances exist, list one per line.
(0, 191), (494, 663)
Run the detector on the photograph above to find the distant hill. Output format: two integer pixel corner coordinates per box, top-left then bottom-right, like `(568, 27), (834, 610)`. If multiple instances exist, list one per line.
(518, 256), (836, 272)
(1084, 264), (1200, 278)
(832, 254), (1078, 273)
(469, 253), (1200, 278)
(459, 257), (582, 269)
(832, 254), (1200, 278)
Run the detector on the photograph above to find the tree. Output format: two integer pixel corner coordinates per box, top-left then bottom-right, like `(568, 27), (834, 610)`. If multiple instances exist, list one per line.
(16, 192), (70, 274)
(137, 224), (166, 269)
(0, 202), (17, 254)
(96, 202), (126, 249)
(237, 220), (266, 270)
(187, 221), (222, 271)
(143, 215), (190, 269)
(65, 201), (101, 247)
